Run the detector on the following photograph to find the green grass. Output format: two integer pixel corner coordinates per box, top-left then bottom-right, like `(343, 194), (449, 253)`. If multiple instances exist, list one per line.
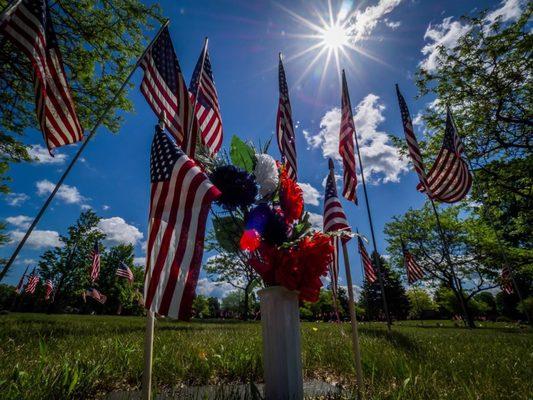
(0, 314), (531, 399)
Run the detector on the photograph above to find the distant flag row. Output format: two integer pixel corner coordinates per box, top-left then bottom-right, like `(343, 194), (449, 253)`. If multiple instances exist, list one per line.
(401, 240), (425, 284)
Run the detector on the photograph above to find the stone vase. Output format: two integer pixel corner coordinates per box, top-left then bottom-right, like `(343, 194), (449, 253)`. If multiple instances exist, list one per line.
(258, 286), (304, 400)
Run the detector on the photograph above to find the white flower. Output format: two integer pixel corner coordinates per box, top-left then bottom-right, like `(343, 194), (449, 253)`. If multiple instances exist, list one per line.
(254, 154), (279, 198)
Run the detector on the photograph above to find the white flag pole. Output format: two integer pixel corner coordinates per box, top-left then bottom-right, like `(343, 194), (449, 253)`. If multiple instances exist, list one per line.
(141, 310), (155, 400)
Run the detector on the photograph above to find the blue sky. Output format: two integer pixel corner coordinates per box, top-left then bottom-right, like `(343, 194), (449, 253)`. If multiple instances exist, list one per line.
(1, 0), (522, 297)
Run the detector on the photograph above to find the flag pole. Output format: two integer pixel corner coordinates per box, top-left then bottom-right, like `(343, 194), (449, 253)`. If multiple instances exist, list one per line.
(0, 0), (22, 21)
(141, 310), (155, 400)
(329, 160), (363, 397)
(344, 70), (392, 331)
(186, 36), (209, 157)
(0, 19), (170, 281)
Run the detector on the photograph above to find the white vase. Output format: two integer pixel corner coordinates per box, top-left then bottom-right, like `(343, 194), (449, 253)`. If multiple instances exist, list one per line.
(258, 286), (304, 400)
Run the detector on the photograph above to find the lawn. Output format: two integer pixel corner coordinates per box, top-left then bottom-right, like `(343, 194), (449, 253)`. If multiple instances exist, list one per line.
(0, 314), (531, 399)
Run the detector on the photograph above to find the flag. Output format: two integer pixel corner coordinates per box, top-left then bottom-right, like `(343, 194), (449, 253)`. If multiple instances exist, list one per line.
(25, 270), (39, 294)
(140, 26), (198, 158)
(89, 241), (100, 282)
(84, 288), (107, 304)
(340, 71), (358, 204)
(15, 265), (30, 294)
(189, 42), (223, 155)
(323, 171), (351, 295)
(501, 266), (514, 295)
(402, 241), (424, 284)
(416, 107), (472, 203)
(144, 125), (221, 319)
(0, 0), (83, 153)
(44, 279), (54, 300)
(276, 55), (297, 180)
(116, 262), (134, 283)
(358, 237), (376, 283)
(396, 85), (430, 193)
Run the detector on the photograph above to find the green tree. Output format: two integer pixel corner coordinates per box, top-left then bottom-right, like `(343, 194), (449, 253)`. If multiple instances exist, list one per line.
(472, 292), (497, 320)
(385, 203), (501, 328)
(204, 249), (260, 321)
(207, 296), (220, 318)
(192, 295), (210, 319)
(406, 288), (437, 319)
(361, 254), (409, 321)
(37, 210), (104, 312)
(0, 0), (162, 193)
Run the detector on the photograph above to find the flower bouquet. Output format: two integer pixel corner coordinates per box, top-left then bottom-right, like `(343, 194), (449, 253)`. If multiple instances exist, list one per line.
(202, 135), (334, 302)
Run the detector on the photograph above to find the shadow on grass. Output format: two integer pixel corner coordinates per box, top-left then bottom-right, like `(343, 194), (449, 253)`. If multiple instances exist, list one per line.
(359, 327), (422, 354)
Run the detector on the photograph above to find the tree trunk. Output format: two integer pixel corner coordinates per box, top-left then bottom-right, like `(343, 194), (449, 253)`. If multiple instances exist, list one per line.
(451, 285), (476, 329)
(243, 285), (250, 321)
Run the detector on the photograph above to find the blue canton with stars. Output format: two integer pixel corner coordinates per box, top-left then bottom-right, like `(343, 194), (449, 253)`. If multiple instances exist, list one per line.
(150, 125), (183, 183)
(325, 173), (339, 201)
(151, 27), (181, 94)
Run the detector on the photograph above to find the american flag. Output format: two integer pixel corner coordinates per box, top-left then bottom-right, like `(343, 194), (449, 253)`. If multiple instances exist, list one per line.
(140, 27), (199, 158)
(25, 269), (39, 294)
(89, 241), (100, 283)
(116, 262), (134, 283)
(15, 265), (30, 294)
(84, 288), (107, 304)
(416, 107), (472, 203)
(358, 237), (376, 283)
(276, 55), (297, 180)
(396, 85), (430, 194)
(44, 278), (54, 300)
(0, 0), (83, 153)
(144, 125), (221, 319)
(501, 266), (514, 295)
(402, 241), (424, 284)
(323, 169), (351, 294)
(189, 42), (223, 155)
(340, 71), (358, 204)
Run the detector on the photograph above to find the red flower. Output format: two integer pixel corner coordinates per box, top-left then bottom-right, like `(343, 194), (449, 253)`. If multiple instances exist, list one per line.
(240, 229), (261, 251)
(279, 167), (304, 223)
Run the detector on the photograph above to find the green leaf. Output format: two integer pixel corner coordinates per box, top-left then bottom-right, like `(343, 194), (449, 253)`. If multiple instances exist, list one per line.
(213, 216), (244, 253)
(290, 212), (312, 241)
(230, 135), (256, 172)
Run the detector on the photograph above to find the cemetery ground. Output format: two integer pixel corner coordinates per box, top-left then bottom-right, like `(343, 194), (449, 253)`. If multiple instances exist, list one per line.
(0, 313), (531, 399)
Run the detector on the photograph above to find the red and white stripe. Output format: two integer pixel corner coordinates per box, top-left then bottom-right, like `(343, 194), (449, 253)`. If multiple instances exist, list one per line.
(501, 266), (514, 295)
(329, 236), (340, 296)
(358, 237), (376, 283)
(190, 46), (223, 155)
(144, 127), (221, 319)
(0, 0), (83, 153)
(276, 55), (297, 180)
(396, 85), (430, 194)
(140, 27), (199, 158)
(25, 272), (40, 294)
(340, 71), (358, 203)
(84, 288), (107, 304)
(404, 251), (424, 284)
(44, 278), (54, 300)
(89, 242), (100, 283)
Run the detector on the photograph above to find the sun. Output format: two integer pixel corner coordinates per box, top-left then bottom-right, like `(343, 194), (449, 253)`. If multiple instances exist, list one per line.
(321, 23), (349, 50)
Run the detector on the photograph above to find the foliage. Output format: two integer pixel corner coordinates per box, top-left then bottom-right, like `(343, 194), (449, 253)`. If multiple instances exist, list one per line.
(406, 288), (438, 319)
(229, 135), (256, 173)
(0, 314), (531, 399)
(192, 295), (210, 319)
(361, 254), (409, 321)
(0, 0), (162, 193)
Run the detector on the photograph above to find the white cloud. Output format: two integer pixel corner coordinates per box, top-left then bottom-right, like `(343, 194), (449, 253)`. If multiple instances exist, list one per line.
(27, 144), (67, 164)
(346, 0), (403, 43)
(102, 205), (110, 211)
(196, 277), (237, 299)
(5, 215), (32, 229)
(36, 180), (86, 205)
(307, 212), (323, 231)
(484, 0), (524, 27)
(97, 217), (144, 246)
(16, 258), (36, 266)
(338, 285), (363, 301)
(5, 193), (29, 207)
(321, 173), (342, 188)
(384, 18), (401, 29)
(133, 257), (146, 266)
(8, 230), (62, 249)
(299, 182), (321, 206)
(304, 94), (409, 184)
(420, 17), (471, 72)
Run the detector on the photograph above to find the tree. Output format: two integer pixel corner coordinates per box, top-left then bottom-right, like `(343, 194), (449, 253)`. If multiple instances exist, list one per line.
(207, 296), (220, 318)
(192, 295), (210, 319)
(204, 235), (261, 321)
(406, 288), (437, 319)
(361, 254), (409, 321)
(414, 5), (532, 196)
(0, 0), (162, 193)
(472, 292), (497, 320)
